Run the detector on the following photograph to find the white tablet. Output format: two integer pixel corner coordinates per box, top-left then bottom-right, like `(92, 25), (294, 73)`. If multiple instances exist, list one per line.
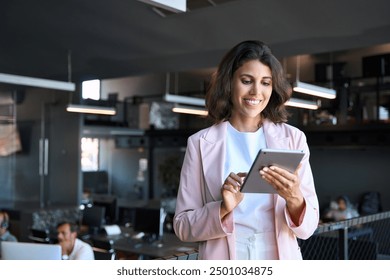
(240, 148), (305, 194)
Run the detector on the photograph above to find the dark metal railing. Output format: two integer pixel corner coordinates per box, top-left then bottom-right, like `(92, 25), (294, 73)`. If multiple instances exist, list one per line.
(299, 211), (390, 260)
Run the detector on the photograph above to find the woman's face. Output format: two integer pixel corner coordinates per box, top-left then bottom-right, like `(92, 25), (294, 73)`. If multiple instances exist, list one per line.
(230, 59), (273, 124)
(338, 199), (347, 211)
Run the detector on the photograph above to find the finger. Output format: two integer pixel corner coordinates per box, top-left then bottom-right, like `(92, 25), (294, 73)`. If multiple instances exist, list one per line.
(268, 166), (296, 182)
(260, 170), (283, 189)
(226, 172), (245, 189)
(260, 167), (296, 190)
(225, 176), (241, 188)
(237, 172), (247, 178)
(229, 172), (245, 184)
(294, 163), (302, 176)
(222, 184), (238, 193)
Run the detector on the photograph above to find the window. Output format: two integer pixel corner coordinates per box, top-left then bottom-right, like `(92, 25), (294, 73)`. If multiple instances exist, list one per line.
(379, 106), (389, 121)
(81, 137), (99, 171)
(82, 79), (100, 100)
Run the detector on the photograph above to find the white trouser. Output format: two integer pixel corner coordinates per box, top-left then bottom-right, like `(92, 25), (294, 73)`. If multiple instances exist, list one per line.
(235, 232), (278, 260)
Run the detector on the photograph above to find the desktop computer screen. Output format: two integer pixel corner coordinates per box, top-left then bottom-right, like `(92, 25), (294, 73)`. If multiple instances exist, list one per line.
(92, 195), (117, 224)
(82, 205), (106, 234)
(83, 171), (109, 194)
(133, 207), (166, 241)
(1, 241), (62, 260)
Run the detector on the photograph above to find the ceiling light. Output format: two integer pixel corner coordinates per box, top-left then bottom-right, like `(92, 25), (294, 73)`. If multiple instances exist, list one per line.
(285, 98), (319, 110)
(137, 0), (186, 13)
(172, 105), (208, 116)
(164, 93), (207, 116)
(0, 73), (75, 91)
(293, 81), (336, 99)
(66, 104), (116, 115)
(164, 93), (205, 106)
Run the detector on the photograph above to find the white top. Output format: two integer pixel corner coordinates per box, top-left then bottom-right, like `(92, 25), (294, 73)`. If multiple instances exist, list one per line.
(225, 122), (277, 259)
(68, 238), (95, 260)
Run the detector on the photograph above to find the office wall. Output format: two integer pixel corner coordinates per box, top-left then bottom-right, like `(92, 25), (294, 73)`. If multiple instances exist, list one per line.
(0, 89), (81, 206)
(99, 138), (149, 200)
(310, 146), (390, 212)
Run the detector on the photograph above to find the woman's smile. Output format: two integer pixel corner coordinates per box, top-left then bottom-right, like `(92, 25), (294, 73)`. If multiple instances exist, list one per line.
(243, 98), (261, 106)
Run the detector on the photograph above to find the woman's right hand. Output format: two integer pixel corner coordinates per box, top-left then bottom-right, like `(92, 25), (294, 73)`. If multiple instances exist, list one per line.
(220, 172), (246, 220)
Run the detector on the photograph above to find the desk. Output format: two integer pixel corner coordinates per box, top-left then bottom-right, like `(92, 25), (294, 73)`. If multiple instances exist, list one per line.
(87, 227), (198, 260)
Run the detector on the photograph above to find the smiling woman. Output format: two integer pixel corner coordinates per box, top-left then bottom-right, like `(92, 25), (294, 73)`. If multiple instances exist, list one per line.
(173, 40), (319, 260)
(206, 41), (291, 128)
(230, 60), (273, 129)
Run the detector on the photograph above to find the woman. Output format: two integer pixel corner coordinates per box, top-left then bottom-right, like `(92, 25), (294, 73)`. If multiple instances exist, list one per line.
(173, 40), (319, 260)
(324, 195), (359, 222)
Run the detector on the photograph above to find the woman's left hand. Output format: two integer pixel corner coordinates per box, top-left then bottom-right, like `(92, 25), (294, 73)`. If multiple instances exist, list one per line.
(259, 164), (305, 225)
(260, 165), (301, 200)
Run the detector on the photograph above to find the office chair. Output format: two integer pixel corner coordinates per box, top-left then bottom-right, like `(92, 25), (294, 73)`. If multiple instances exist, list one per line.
(91, 239), (116, 260)
(28, 228), (51, 244)
(93, 247), (116, 260)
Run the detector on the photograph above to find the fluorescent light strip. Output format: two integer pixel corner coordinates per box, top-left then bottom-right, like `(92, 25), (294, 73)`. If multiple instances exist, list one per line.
(0, 73), (75, 91)
(293, 81), (336, 99)
(172, 105), (208, 116)
(66, 104), (116, 115)
(137, 0), (187, 13)
(164, 93), (205, 106)
(285, 98), (318, 110)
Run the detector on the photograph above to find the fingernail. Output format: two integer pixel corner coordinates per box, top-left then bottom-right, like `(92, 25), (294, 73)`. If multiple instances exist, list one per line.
(260, 170), (265, 175)
(263, 167), (269, 172)
(270, 166), (275, 170)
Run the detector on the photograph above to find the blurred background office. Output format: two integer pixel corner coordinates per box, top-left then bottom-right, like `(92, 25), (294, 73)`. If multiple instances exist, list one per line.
(0, 0), (389, 260)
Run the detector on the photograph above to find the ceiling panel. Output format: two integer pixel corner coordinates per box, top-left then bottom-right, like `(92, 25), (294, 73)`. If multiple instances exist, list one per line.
(1, 0), (390, 83)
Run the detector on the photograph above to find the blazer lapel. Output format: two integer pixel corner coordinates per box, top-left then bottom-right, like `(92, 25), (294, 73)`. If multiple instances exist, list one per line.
(199, 122), (227, 201)
(263, 120), (290, 149)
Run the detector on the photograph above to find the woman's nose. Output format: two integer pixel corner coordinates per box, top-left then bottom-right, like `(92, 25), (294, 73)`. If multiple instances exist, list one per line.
(250, 83), (262, 95)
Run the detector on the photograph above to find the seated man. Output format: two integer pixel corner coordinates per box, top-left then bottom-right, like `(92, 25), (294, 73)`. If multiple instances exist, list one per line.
(56, 221), (94, 260)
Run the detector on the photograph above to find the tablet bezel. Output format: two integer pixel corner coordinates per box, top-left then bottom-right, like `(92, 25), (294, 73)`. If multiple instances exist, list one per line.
(240, 148), (305, 194)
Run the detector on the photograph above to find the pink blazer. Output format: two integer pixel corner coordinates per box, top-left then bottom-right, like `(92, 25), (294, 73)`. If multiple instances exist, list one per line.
(173, 120), (319, 260)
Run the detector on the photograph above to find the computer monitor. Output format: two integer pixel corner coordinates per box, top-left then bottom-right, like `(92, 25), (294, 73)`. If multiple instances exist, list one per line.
(91, 194), (117, 224)
(1, 241), (61, 260)
(82, 205), (106, 234)
(83, 171), (109, 194)
(133, 207), (166, 242)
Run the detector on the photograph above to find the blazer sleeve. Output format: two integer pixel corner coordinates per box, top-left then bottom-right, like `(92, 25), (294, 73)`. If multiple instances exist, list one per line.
(173, 135), (232, 243)
(285, 130), (320, 240)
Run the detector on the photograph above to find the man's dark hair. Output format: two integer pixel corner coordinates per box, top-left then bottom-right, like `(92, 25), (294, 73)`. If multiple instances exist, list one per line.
(57, 221), (78, 233)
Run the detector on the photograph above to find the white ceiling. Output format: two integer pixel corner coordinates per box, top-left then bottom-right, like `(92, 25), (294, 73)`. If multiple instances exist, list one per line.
(1, 0), (390, 83)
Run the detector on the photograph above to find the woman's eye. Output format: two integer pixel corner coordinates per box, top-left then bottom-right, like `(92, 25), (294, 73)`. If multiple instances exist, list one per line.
(242, 79), (252, 84)
(262, 81), (271, 86)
